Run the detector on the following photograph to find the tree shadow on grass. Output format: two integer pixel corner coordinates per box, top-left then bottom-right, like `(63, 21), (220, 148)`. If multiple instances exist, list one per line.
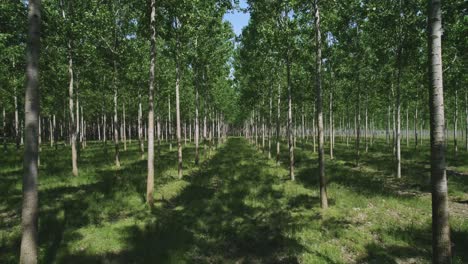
(57, 138), (306, 263)
(359, 224), (467, 264)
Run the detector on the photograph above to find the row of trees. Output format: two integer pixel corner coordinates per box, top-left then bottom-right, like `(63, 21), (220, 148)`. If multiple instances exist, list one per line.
(1, 1), (238, 263)
(234, 0), (463, 263)
(1, 0), (238, 196)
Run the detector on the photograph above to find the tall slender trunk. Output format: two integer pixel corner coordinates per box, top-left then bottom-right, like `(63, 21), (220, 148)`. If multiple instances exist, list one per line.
(217, 113), (221, 146)
(392, 99), (396, 155)
(387, 105), (391, 144)
(80, 106), (84, 148)
(195, 74), (200, 165)
(15, 86), (20, 150)
(76, 94), (80, 153)
(38, 118), (41, 150)
(21, 119), (24, 145)
(428, 0), (451, 262)
(203, 102), (207, 141)
(113, 60), (120, 168)
(98, 116), (101, 141)
(20, 1), (40, 262)
(268, 87), (272, 159)
(103, 114), (107, 145)
(313, 105), (317, 151)
(454, 88), (458, 156)
(175, 32), (183, 179)
(146, 0), (156, 206)
(465, 90), (467, 151)
(276, 83), (281, 164)
(3, 107), (7, 152)
(415, 89), (419, 148)
(53, 116), (57, 147)
(138, 94), (144, 159)
(164, 118), (168, 142)
(123, 104), (126, 151)
(287, 58), (294, 181)
(168, 96), (172, 150)
(356, 91), (361, 166)
(254, 110), (258, 147)
(262, 108), (265, 151)
(210, 108), (214, 152)
(314, 0), (328, 209)
(406, 107), (409, 147)
(365, 95), (368, 153)
(62, 1), (78, 176)
(157, 114), (161, 156)
(184, 121), (187, 145)
(49, 116), (53, 147)
(301, 107), (305, 147)
(396, 45), (402, 179)
(330, 91), (334, 159)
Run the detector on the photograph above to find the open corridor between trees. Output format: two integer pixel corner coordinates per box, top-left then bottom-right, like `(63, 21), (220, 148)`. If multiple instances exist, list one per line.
(1, 138), (467, 263)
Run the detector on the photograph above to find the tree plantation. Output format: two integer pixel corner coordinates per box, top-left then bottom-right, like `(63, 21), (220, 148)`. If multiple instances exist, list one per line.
(0, 0), (467, 263)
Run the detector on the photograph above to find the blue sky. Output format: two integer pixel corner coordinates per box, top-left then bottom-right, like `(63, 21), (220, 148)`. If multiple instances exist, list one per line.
(223, 0), (250, 36)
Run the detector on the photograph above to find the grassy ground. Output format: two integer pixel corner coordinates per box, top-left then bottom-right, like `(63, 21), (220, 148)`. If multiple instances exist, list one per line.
(0, 137), (467, 263)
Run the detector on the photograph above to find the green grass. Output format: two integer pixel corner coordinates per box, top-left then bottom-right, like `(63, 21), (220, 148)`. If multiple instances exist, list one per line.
(0, 137), (467, 263)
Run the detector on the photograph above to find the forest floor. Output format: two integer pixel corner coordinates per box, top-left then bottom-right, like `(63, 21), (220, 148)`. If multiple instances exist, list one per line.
(1, 137), (467, 263)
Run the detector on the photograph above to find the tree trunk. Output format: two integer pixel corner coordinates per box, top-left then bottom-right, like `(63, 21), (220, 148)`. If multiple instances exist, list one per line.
(396, 45), (402, 179)
(301, 107), (305, 147)
(217, 113), (221, 146)
(76, 95), (80, 154)
(276, 83), (281, 164)
(262, 109), (265, 151)
(428, 0), (452, 262)
(61, 2), (78, 176)
(168, 96), (172, 151)
(123, 104), (127, 151)
(356, 97), (361, 166)
(392, 100), (396, 156)
(20, 1), (40, 262)
(49, 116), (53, 147)
(387, 105), (391, 144)
(113, 60), (120, 168)
(313, 106), (317, 152)
(287, 58), (294, 181)
(184, 121), (187, 146)
(454, 88), (458, 156)
(14, 84), (20, 150)
(98, 116), (101, 141)
(175, 34), (183, 179)
(146, 0), (156, 206)
(80, 106), (84, 149)
(415, 89), (419, 148)
(157, 114), (161, 156)
(465, 90), (467, 151)
(365, 95), (368, 153)
(3, 107), (7, 152)
(139, 94), (144, 159)
(165, 118), (168, 142)
(406, 107), (409, 148)
(195, 75), (200, 165)
(268, 86), (272, 159)
(330, 91), (334, 159)
(103, 114), (107, 146)
(314, 0), (328, 209)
